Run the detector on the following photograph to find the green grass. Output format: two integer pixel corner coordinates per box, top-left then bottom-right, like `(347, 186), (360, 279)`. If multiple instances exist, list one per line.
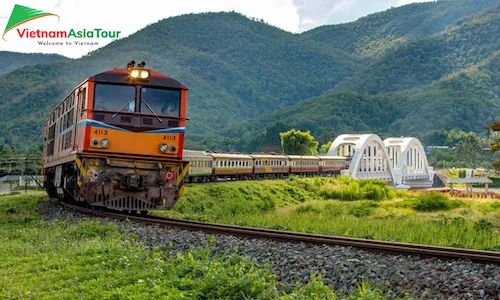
(157, 177), (500, 251)
(0, 191), (399, 299)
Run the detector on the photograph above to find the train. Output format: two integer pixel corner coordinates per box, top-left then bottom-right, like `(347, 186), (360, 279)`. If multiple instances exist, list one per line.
(42, 61), (189, 213)
(182, 150), (350, 182)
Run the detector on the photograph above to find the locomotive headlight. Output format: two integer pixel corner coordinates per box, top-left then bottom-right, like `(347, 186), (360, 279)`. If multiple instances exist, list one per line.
(159, 143), (169, 153)
(130, 69), (140, 78)
(170, 145), (177, 152)
(140, 70), (150, 79)
(91, 138), (99, 147)
(101, 138), (110, 148)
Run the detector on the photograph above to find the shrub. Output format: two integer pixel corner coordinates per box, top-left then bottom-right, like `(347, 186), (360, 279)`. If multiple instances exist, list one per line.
(324, 203), (345, 216)
(474, 219), (493, 232)
(411, 192), (462, 212)
(347, 201), (379, 217)
(320, 179), (393, 201)
(257, 195), (276, 211)
(360, 182), (394, 201)
(295, 204), (321, 214)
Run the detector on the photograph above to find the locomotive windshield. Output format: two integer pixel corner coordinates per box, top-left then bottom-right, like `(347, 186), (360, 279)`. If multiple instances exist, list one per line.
(94, 84), (136, 112)
(141, 88), (180, 117)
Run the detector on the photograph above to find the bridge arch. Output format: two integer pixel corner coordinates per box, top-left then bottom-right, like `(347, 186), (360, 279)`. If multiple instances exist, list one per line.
(327, 134), (396, 183)
(383, 137), (434, 186)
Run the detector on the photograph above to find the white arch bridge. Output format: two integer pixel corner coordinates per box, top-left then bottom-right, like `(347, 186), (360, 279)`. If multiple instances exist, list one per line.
(327, 134), (434, 188)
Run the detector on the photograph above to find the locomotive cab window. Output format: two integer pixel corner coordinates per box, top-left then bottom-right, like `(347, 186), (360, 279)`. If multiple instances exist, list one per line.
(94, 84), (136, 112)
(141, 88), (180, 117)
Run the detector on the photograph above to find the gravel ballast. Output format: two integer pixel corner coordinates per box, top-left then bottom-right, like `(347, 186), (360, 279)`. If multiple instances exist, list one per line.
(38, 199), (500, 299)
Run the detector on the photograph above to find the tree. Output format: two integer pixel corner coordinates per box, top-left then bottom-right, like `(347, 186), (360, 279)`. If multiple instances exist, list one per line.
(263, 122), (288, 146)
(487, 122), (500, 170)
(319, 141), (333, 155)
(279, 129), (319, 155)
(455, 133), (482, 168)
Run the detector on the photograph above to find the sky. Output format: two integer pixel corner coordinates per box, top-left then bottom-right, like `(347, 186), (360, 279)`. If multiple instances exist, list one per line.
(0, 0), (432, 58)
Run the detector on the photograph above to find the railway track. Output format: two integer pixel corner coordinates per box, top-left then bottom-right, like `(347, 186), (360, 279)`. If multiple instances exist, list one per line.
(60, 201), (500, 265)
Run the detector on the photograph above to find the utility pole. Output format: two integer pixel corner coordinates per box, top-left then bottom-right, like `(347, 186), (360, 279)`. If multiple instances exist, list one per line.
(25, 155), (28, 194)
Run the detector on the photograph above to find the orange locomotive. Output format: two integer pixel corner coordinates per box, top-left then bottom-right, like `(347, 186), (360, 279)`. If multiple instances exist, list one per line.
(42, 61), (189, 213)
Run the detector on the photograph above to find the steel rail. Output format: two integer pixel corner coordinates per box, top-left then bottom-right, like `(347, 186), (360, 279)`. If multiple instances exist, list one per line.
(59, 201), (500, 265)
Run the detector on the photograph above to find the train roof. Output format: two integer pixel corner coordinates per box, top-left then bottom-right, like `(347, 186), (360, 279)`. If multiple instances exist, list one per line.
(317, 156), (349, 160)
(182, 150), (211, 158)
(287, 155), (320, 160)
(88, 68), (188, 90)
(250, 154), (288, 159)
(210, 153), (253, 159)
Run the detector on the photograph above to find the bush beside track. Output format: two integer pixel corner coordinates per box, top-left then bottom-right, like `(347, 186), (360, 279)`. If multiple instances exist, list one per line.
(155, 177), (500, 251)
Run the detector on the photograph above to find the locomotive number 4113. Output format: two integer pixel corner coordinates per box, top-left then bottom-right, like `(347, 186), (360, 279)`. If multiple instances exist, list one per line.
(163, 135), (176, 141)
(94, 129), (108, 135)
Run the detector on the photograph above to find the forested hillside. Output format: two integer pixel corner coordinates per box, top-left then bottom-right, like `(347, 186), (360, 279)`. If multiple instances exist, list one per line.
(0, 12), (358, 149)
(217, 51), (500, 152)
(0, 52), (68, 75)
(332, 4), (500, 94)
(0, 0), (498, 152)
(303, 0), (500, 59)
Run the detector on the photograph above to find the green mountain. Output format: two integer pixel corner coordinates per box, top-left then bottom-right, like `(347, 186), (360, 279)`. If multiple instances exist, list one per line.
(303, 0), (500, 60)
(215, 3), (500, 151)
(0, 12), (358, 149)
(0, 51), (69, 75)
(332, 3), (500, 94)
(220, 51), (500, 151)
(0, 0), (499, 152)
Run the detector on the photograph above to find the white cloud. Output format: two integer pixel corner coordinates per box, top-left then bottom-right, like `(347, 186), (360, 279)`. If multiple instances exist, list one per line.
(0, 0), (432, 58)
(293, 0), (433, 31)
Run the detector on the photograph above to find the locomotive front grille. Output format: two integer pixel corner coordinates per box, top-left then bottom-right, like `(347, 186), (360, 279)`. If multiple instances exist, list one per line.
(105, 196), (156, 210)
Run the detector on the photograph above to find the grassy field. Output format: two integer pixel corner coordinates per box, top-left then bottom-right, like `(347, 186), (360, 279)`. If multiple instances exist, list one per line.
(0, 191), (395, 299)
(156, 176), (500, 251)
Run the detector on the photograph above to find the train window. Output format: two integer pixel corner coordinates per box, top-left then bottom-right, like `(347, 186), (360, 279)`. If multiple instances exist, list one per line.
(80, 88), (87, 111)
(141, 87), (180, 117)
(94, 84), (136, 112)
